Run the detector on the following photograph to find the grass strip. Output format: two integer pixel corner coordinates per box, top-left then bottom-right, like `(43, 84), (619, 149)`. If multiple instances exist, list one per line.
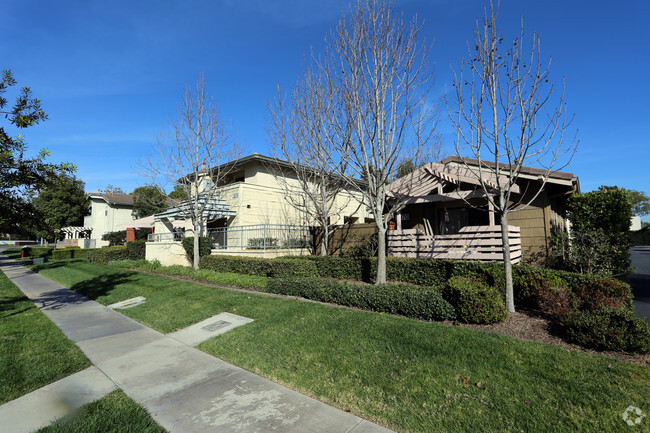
(33, 259), (650, 433)
(37, 390), (166, 433)
(0, 269), (91, 404)
(3, 247), (23, 260)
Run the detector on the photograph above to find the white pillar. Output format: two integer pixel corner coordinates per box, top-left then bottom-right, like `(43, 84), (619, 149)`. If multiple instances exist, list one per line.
(488, 201), (495, 226)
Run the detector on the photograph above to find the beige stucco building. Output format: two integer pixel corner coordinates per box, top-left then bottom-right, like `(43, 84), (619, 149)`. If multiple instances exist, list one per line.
(83, 192), (136, 248)
(148, 154), (370, 265)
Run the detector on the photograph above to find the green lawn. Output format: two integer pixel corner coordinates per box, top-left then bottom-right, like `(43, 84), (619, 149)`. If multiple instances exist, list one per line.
(33, 259), (650, 432)
(0, 269), (91, 404)
(38, 390), (166, 433)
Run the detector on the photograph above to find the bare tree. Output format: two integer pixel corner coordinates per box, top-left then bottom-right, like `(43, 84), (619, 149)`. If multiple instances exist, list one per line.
(318, 0), (438, 283)
(446, 3), (577, 312)
(266, 68), (356, 256)
(139, 75), (240, 269)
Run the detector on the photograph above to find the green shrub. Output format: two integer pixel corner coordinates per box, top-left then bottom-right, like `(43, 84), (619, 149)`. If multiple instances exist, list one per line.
(560, 307), (650, 354)
(443, 276), (508, 324)
(52, 248), (75, 260)
(87, 246), (127, 264)
(266, 278), (455, 321)
(31, 247), (53, 258)
(199, 255), (318, 278)
(282, 237), (309, 248)
(248, 237), (279, 249)
(182, 237), (212, 259)
(102, 230), (127, 246)
(200, 255), (272, 275)
(556, 186), (633, 276)
(125, 240), (147, 260)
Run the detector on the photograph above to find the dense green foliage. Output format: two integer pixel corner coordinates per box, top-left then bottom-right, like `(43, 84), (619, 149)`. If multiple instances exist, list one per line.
(168, 184), (189, 201)
(102, 229), (148, 246)
(131, 185), (169, 219)
(29, 246), (53, 258)
(31, 260), (650, 432)
(198, 254), (648, 352)
(266, 278), (455, 321)
(560, 307), (650, 353)
(200, 255), (635, 307)
(553, 186), (633, 275)
(443, 277), (508, 324)
(182, 236), (212, 259)
(86, 240), (146, 264)
(0, 270), (90, 404)
(102, 230), (127, 246)
(30, 172), (86, 239)
(111, 259), (269, 289)
(0, 69), (75, 235)
(51, 247), (89, 260)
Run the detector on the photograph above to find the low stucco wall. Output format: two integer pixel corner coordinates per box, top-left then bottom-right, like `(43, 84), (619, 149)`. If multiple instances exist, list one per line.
(146, 241), (191, 267)
(209, 248), (310, 259)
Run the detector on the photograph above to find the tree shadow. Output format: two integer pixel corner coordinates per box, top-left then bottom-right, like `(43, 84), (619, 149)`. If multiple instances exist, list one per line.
(67, 272), (138, 301)
(0, 295), (32, 319)
(32, 288), (96, 311)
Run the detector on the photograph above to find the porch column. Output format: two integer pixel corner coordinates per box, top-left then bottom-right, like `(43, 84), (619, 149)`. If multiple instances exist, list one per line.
(126, 227), (136, 244)
(488, 200), (495, 226)
(396, 208), (402, 231)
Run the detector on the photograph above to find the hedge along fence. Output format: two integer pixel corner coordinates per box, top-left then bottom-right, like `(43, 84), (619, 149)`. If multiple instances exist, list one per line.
(199, 255), (634, 314)
(265, 278), (455, 322)
(87, 240), (147, 265)
(51, 247), (91, 260)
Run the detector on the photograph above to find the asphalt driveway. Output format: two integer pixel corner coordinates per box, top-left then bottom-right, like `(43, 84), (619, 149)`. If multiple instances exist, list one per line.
(629, 247), (650, 324)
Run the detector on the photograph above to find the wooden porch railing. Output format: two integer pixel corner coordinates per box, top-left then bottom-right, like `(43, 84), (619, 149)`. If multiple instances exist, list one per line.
(387, 225), (521, 264)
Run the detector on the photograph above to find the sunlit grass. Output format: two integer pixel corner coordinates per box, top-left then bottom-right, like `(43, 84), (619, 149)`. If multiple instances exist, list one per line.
(33, 259), (650, 432)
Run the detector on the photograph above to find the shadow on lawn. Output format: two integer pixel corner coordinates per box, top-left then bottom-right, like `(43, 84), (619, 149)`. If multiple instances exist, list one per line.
(0, 295), (32, 319)
(68, 272), (138, 301)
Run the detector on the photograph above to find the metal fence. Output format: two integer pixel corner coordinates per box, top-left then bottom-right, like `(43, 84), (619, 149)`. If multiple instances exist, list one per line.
(148, 232), (185, 242)
(207, 224), (310, 250)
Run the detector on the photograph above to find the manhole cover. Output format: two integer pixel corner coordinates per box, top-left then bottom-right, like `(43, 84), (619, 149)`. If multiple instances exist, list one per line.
(202, 320), (231, 332)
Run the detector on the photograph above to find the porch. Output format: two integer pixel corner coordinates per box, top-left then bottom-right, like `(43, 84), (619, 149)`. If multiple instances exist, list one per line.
(387, 224), (521, 264)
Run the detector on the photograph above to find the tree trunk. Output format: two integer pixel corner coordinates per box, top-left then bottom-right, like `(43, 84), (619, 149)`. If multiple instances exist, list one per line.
(376, 226), (387, 284)
(320, 224), (328, 256)
(193, 219), (200, 270)
(500, 212), (515, 312)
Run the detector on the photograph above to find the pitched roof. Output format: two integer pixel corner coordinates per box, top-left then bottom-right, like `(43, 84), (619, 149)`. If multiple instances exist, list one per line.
(440, 156), (576, 181)
(87, 192), (134, 206)
(388, 156), (579, 198)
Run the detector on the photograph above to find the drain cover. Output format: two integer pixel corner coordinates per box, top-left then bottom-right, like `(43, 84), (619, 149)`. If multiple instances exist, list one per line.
(202, 320), (231, 332)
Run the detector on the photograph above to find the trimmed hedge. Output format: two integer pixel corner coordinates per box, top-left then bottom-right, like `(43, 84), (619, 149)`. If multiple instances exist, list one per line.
(200, 255), (634, 314)
(265, 278), (455, 321)
(87, 240), (146, 264)
(559, 307), (650, 354)
(443, 277), (508, 324)
(199, 255), (319, 278)
(31, 247), (54, 258)
(182, 237), (212, 260)
(51, 247), (88, 260)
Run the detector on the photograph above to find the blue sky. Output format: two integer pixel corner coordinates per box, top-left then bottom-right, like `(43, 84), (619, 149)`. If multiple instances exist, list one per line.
(2, 0), (649, 220)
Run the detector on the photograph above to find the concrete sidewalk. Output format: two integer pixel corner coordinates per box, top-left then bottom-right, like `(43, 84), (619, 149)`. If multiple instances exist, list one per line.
(0, 257), (394, 433)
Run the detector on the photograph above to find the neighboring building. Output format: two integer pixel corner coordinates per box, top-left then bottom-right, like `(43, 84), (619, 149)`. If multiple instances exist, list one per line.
(84, 192), (136, 248)
(386, 156), (580, 263)
(630, 216), (642, 231)
(149, 153), (370, 262)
